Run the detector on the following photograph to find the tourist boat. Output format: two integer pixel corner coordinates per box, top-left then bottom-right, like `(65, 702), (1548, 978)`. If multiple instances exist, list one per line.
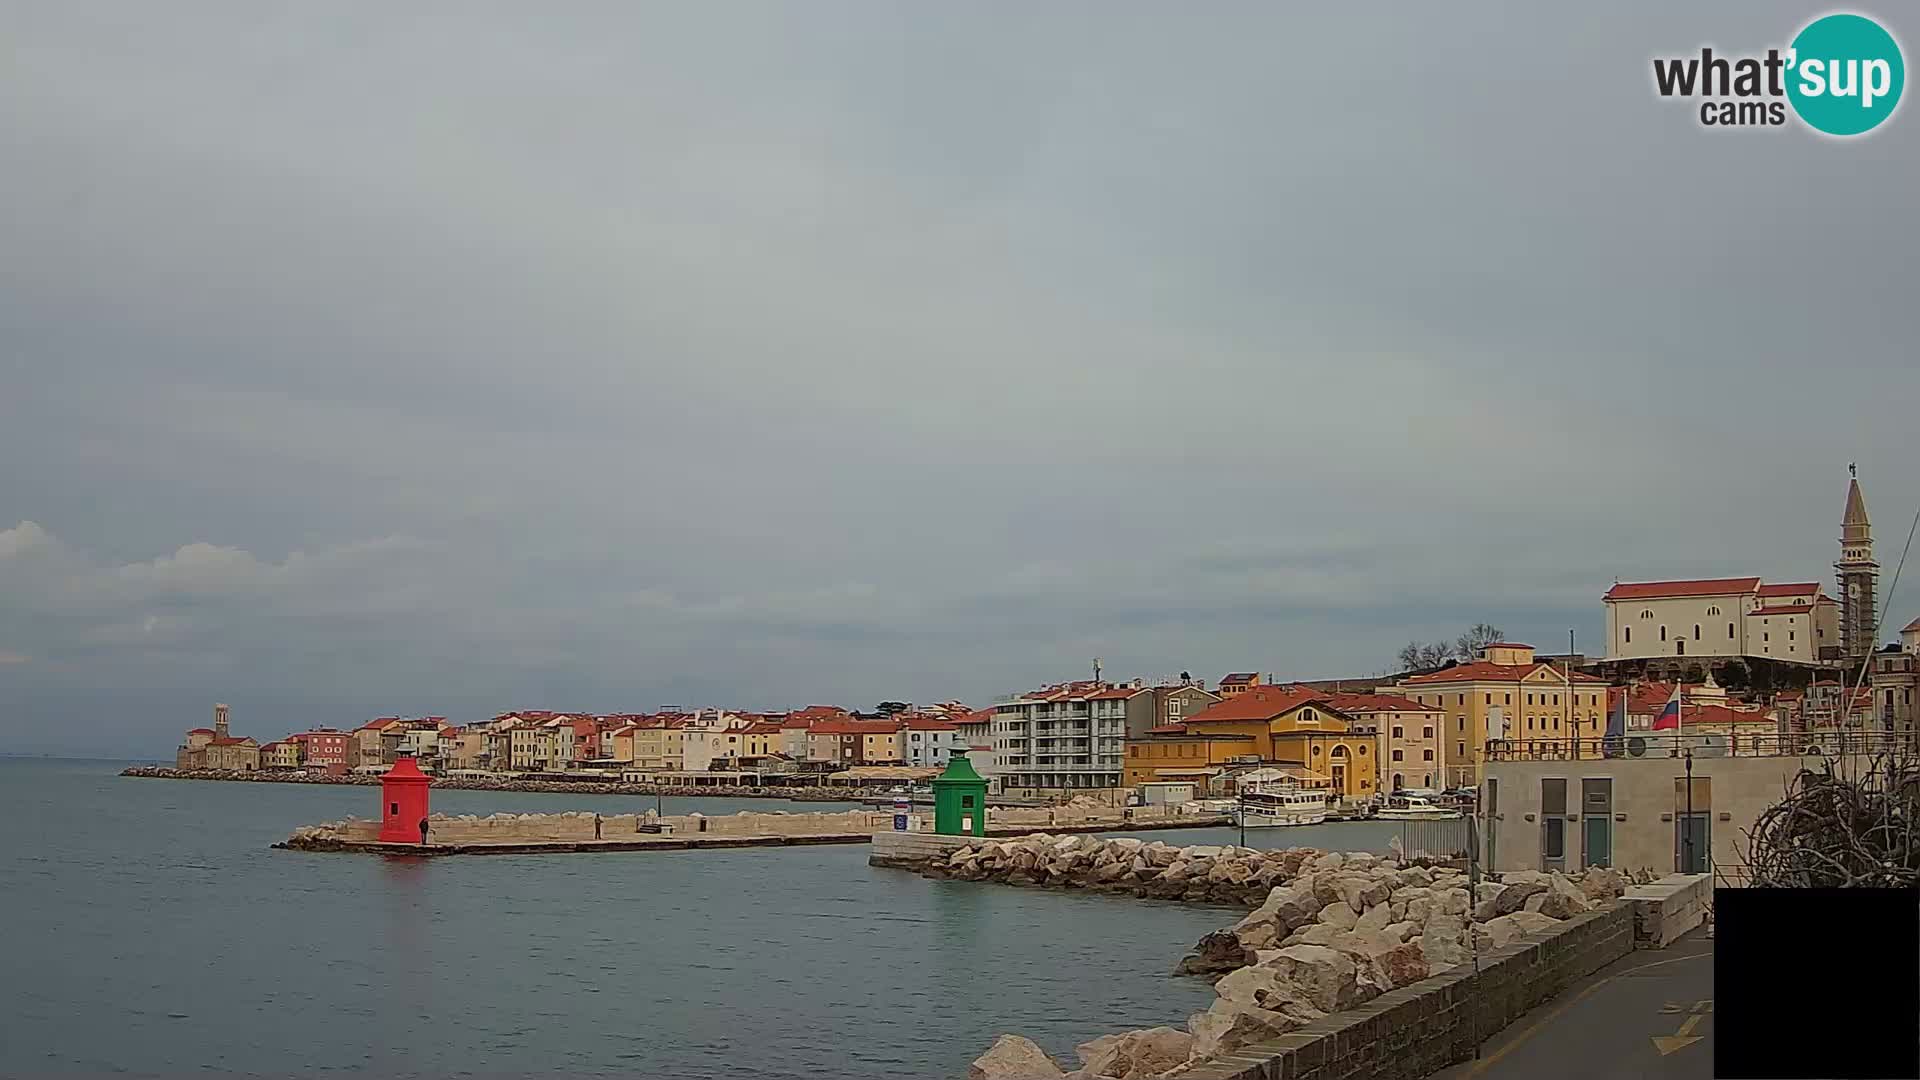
(1375, 791), (1462, 820)
(1230, 787), (1330, 827)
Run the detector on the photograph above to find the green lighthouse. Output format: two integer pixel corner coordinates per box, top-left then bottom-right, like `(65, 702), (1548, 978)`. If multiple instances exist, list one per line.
(931, 750), (989, 836)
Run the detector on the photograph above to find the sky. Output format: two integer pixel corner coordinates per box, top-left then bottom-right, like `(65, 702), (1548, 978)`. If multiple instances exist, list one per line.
(3, 3), (1917, 756)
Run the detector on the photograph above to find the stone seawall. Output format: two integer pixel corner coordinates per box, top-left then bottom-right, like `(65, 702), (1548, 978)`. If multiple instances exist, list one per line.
(955, 839), (1647, 1079)
(1176, 905), (1635, 1080)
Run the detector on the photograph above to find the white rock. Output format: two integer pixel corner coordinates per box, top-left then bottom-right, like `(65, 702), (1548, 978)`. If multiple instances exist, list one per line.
(969, 1034), (1063, 1080)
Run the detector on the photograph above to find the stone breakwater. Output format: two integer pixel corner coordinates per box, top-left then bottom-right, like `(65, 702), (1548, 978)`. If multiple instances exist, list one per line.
(947, 838), (1645, 1080)
(120, 766), (874, 801)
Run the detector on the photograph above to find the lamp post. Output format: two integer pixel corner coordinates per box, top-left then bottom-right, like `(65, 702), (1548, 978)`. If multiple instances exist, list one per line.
(1682, 746), (1696, 873)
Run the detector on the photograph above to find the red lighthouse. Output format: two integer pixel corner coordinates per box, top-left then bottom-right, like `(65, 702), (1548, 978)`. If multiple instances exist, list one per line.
(377, 754), (432, 844)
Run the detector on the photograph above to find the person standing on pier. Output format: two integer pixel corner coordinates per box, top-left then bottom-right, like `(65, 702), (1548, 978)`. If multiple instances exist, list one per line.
(593, 813), (602, 840)
(417, 817), (429, 846)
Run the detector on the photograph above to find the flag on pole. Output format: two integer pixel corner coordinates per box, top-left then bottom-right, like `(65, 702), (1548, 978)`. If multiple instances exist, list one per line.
(1650, 686), (1683, 731)
(1602, 688), (1628, 756)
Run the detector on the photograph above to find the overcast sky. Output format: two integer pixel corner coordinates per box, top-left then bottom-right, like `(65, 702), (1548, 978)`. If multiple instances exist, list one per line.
(4, 3), (1916, 755)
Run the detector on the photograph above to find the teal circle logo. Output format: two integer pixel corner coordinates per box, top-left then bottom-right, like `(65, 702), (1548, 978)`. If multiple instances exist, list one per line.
(1786, 13), (1904, 136)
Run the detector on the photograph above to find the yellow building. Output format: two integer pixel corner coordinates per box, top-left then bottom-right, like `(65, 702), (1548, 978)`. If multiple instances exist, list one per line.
(742, 722), (782, 758)
(859, 728), (902, 765)
(1391, 642), (1610, 788)
(260, 741), (301, 770)
(1125, 686), (1377, 799)
(1324, 692), (1448, 792)
(630, 723), (687, 772)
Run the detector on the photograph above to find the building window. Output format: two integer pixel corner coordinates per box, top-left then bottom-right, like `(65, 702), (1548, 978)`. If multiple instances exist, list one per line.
(1392, 725), (1404, 738)
(1707, 605), (1721, 616)
(1660, 626), (1667, 641)
(1392, 749), (1403, 762)
(1504, 694), (1511, 705)
(1423, 749), (1434, 761)
(1641, 609), (1654, 619)
(1422, 725), (1434, 739)
(1457, 717), (1465, 732)
(1357, 744), (1367, 755)
(1457, 741), (1466, 757)
(1625, 627), (1631, 643)
(1693, 624), (1701, 640)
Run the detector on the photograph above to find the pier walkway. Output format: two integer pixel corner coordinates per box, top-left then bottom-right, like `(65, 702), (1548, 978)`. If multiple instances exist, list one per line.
(1431, 928), (1714, 1080)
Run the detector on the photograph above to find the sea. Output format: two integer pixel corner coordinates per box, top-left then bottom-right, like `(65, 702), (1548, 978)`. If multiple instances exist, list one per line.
(0, 759), (1406, 1079)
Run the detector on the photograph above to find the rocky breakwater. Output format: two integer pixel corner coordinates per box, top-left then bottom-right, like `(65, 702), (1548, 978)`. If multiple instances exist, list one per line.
(965, 851), (1638, 1080)
(928, 835), (1325, 908)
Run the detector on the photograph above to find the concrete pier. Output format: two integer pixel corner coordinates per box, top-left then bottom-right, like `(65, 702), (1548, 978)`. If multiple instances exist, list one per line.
(277, 806), (1231, 856)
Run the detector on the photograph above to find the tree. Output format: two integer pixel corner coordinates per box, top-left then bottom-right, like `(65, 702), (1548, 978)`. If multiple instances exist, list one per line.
(875, 701), (911, 716)
(1396, 640), (1456, 672)
(1455, 623), (1507, 660)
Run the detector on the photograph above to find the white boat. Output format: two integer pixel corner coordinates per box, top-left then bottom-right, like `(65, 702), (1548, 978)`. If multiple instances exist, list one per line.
(1376, 792), (1462, 820)
(1231, 787), (1330, 827)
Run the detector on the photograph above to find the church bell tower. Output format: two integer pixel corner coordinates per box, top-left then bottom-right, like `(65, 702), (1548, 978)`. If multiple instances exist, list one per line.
(1836, 465), (1879, 665)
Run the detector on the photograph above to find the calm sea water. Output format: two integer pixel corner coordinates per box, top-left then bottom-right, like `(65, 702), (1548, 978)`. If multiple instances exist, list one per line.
(1, 760), (1401, 1079)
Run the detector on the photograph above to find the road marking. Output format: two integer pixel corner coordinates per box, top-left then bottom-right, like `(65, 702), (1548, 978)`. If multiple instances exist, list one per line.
(1458, 949), (1711, 1078)
(1653, 1013), (1706, 1056)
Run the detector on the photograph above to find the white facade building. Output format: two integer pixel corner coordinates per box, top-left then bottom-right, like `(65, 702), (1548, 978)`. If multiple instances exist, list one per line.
(1603, 578), (1837, 664)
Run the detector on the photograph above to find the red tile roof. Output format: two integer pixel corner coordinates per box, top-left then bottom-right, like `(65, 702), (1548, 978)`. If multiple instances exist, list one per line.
(1756, 582), (1821, 597)
(1182, 685), (1330, 722)
(209, 736), (255, 747)
(743, 721), (785, 735)
(1484, 642), (1532, 650)
(901, 717), (959, 731)
(1322, 692), (1442, 714)
(1403, 661), (1606, 685)
(1220, 672), (1259, 685)
(1604, 577), (1761, 601)
(1087, 687), (1146, 700)
(186, 728), (215, 735)
(809, 719), (901, 735)
(1676, 704), (1770, 726)
(1904, 617), (1920, 634)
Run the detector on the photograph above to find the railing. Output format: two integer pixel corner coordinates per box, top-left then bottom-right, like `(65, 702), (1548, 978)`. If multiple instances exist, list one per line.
(1395, 818), (1473, 866)
(1482, 730), (1907, 762)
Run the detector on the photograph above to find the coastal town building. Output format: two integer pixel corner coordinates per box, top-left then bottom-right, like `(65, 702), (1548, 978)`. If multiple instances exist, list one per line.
(1391, 643), (1609, 788)
(900, 716), (962, 767)
(1602, 577), (1838, 665)
(288, 730), (350, 773)
(1217, 672), (1262, 698)
(173, 704), (260, 771)
(1124, 685), (1378, 799)
(1837, 470), (1879, 666)
(988, 682), (1132, 796)
(1322, 692), (1446, 792)
(1871, 633), (1918, 735)
(1481, 730), (1898, 879)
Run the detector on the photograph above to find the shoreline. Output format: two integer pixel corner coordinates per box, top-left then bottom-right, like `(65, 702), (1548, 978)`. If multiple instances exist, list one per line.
(119, 765), (882, 801)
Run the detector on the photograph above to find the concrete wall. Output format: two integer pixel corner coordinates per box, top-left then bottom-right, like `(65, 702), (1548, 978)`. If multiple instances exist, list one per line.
(1482, 754), (1846, 880)
(1181, 904), (1636, 1080)
(1623, 874), (1712, 948)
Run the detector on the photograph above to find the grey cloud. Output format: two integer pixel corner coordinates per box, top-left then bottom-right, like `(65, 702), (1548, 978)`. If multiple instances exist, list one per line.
(3, 3), (1917, 754)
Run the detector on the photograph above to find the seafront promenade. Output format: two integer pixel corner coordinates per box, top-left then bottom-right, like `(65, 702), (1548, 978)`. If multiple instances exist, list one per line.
(123, 764), (883, 801)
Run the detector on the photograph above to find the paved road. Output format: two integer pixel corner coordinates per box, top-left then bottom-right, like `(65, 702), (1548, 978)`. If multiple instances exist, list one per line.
(1432, 929), (1715, 1080)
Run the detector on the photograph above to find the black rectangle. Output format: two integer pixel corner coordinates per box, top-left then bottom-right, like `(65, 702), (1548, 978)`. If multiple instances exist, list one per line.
(1716, 888), (1920, 1079)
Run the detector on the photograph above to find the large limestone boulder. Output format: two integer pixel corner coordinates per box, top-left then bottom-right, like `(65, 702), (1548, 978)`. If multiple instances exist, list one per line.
(1522, 893), (1547, 913)
(1317, 901), (1358, 931)
(1537, 875), (1591, 920)
(1377, 941), (1431, 987)
(1310, 851), (1346, 872)
(1383, 920), (1419, 943)
(970, 1035), (1063, 1080)
(1336, 874), (1393, 914)
(1214, 964), (1330, 1025)
(1176, 931), (1253, 977)
(1260, 943), (1363, 1013)
(1188, 1001), (1303, 1061)
(1078, 1027), (1192, 1079)
(1503, 910), (1564, 935)
(1353, 902), (1394, 936)
(1392, 866), (1435, 890)
(1579, 866), (1628, 900)
(1418, 931), (1471, 972)
(1435, 887), (1470, 916)
(1493, 881), (1546, 916)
